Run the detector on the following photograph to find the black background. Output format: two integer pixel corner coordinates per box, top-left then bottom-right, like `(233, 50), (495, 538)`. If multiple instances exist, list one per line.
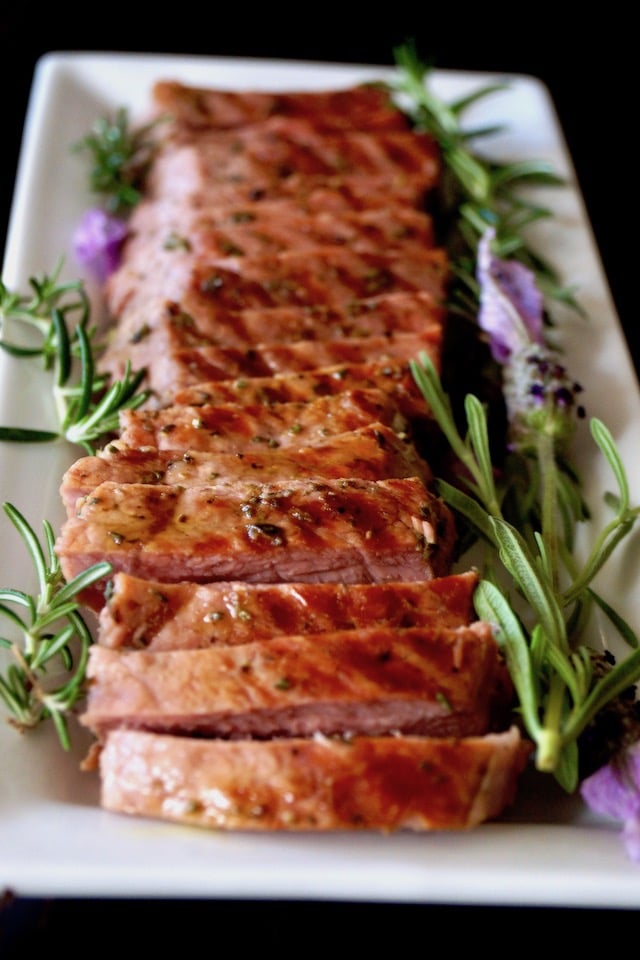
(1, 7), (638, 948)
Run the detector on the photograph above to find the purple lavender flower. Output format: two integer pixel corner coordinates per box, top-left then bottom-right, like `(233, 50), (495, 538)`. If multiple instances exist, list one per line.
(502, 343), (585, 449)
(476, 228), (585, 450)
(72, 208), (128, 282)
(580, 742), (640, 861)
(476, 228), (544, 362)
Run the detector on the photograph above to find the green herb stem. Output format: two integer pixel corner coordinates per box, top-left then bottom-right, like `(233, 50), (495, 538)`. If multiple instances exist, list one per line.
(0, 267), (150, 454)
(411, 350), (640, 788)
(0, 503), (111, 749)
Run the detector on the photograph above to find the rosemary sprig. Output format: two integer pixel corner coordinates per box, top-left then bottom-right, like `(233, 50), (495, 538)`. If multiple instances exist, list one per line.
(0, 503), (111, 749)
(390, 42), (580, 320)
(72, 107), (163, 215)
(0, 265), (150, 454)
(0, 258), (90, 365)
(412, 353), (640, 791)
(391, 48), (640, 791)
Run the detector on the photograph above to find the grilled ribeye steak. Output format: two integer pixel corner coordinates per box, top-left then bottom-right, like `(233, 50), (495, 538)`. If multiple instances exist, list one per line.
(99, 318), (442, 408)
(116, 388), (407, 452)
(104, 243), (448, 329)
(171, 360), (433, 422)
(80, 620), (507, 740)
(97, 289), (444, 392)
(105, 274), (444, 351)
(60, 423), (431, 517)
(150, 114), (440, 178)
(62, 74), (531, 834)
(145, 120), (440, 208)
(115, 330), (440, 402)
(188, 247), (448, 310)
(95, 726), (531, 831)
(105, 202), (437, 318)
(55, 476), (457, 604)
(150, 80), (412, 133)
(97, 570), (479, 651)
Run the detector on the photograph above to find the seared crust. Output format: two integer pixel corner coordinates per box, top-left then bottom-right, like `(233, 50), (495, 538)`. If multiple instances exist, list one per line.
(81, 620), (507, 740)
(97, 570), (479, 651)
(56, 476), (457, 603)
(103, 246), (449, 343)
(150, 80), (413, 133)
(97, 726), (531, 832)
(171, 360), (434, 423)
(145, 123), (440, 209)
(116, 389), (408, 452)
(102, 329), (441, 404)
(99, 291), (444, 391)
(104, 203), (438, 318)
(60, 423), (431, 517)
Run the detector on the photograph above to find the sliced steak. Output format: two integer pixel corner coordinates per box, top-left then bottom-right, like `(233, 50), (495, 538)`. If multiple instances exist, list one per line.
(150, 80), (412, 133)
(112, 330), (440, 402)
(55, 476), (457, 603)
(100, 289), (444, 366)
(105, 243), (448, 328)
(190, 246), (448, 311)
(146, 120), (440, 203)
(112, 199), (436, 269)
(116, 388), (407, 452)
(171, 361), (432, 422)
(80, 620), (506, 740)
(60, 423), (431, 517)
(106, 248), (446, 343)
(98, 293), (444, 395)
(97, 570), (479, 651)
(94, 726), (531, 831)
(105, 204), (437, 318)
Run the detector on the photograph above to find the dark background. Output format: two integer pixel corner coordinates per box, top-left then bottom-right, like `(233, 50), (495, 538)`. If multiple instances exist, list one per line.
(1, 7), (638, 949)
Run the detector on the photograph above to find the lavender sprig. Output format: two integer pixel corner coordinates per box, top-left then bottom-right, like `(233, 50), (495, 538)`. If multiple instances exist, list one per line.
(410, 228), (640, 793)
(411, 350), (640, 788)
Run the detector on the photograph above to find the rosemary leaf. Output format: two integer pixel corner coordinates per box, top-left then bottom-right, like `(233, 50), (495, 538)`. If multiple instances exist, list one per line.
(0, 427), (60, 443)
(0, 503), (112, 749)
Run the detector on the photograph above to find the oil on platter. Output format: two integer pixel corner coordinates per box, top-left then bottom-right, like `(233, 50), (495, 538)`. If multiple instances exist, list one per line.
(1, 52), (640, 906)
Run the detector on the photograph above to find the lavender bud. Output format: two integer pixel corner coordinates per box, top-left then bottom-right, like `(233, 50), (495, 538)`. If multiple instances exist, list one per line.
(73, 208), (128, 282)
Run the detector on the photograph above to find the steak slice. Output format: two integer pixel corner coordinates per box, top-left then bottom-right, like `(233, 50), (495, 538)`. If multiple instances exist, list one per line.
(105, 204), (437, 318)
(171, 361), (432, 423)
(99, 289), (444, 372)
(116, 388), (407, 452)
(97, 293), (444, 397)
(146, 121), (440, 203)
(97, 570), (479, 651)
(151, 80), (412, 133)
(55, 476), (457, 603)
(80, 620), (506, 740)
(60, 423), (431, 517)
(105, 244), (448, 326)
(105, 239), (444, 335)
(152, 169), (434, 214)
(190, 246), (449, 311)
(153, 116), (439, 179)
(112, 199), (436, 275)
(95, 726), (531, 831)
(115, 330), (441, 402)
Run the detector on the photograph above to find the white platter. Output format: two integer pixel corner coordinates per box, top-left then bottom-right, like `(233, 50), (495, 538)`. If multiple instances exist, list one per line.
(1, 51), (640, 906)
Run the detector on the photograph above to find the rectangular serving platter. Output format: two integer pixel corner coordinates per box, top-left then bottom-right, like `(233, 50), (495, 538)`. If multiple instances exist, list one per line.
(1, 51), (640, 906)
